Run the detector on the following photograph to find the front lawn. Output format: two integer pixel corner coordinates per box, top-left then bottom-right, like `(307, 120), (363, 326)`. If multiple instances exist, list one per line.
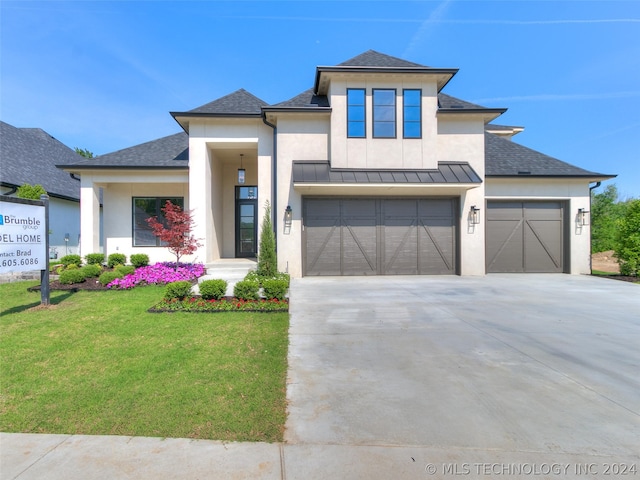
(0, 282), (289, 442)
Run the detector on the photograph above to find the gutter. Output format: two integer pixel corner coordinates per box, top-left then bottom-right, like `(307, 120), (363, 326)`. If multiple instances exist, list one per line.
(262, 113), (278, 252)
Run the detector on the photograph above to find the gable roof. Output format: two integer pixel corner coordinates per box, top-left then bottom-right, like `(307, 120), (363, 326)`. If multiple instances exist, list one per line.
(58, 132), (188, 170)
(338, 50), (424, 67)
(0, 121), (83, 201)
(315, 50), (458, 95)
(182, 88), (268, 116)
(485, 132), (613, 179)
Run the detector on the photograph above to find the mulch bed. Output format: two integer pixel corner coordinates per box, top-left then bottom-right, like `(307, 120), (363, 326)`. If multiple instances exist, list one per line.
(591, 274), (639, 284)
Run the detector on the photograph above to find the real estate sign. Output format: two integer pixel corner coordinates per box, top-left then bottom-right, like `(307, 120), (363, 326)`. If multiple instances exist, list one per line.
(0, 197), (47, 274)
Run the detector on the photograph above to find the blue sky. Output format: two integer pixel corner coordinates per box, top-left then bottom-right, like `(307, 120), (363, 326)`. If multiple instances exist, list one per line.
(2, 0), (639, 198)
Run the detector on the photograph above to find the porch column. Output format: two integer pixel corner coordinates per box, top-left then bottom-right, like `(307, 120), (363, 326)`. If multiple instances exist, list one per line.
(188, 138), (216, 262)
(79, 176), (100, 258)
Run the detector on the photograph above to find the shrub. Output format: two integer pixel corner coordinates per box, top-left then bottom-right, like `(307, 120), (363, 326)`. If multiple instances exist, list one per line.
(615, 199), (640, 277)
(164, 281), (193, 300)
(130, 253), (150, 268)
(99, 271), (124, 286)
(257, 201), (277, 277)
(59, 269), (86, 285)
(107, 253), (127, 268)
(59, 254), (82, 267)
(275, 272), (290, 287)
(116, 265), (136, 276)
(233, 280), (259, 301)
(199, 279), (228, 300)
(243, 270), (260, 283)
(85, 253), (105, 265)
(81, 264), (102, 278)
(262, 278), (289, 300)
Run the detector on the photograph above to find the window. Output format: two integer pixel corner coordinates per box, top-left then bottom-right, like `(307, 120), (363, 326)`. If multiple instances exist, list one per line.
(347, 88), (366, 138)
(133, 197), (184, 246)
(403, 89), (421, 138)
(373, 89), (396, 138)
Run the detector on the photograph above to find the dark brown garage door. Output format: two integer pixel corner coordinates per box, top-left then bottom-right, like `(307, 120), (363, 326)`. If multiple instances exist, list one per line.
(303, 198), (457, 276)
(486, 201), (565, 273)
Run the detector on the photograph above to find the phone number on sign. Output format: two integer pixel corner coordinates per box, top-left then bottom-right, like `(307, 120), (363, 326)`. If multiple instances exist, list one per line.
(1, 258), (39, 268)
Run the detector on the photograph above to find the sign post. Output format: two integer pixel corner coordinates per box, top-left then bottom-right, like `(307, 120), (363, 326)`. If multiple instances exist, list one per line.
(0, 194), (50, 305)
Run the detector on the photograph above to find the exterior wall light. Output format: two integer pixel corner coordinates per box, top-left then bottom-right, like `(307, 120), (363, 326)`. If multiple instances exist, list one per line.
(64, 233), (70, 255)
(470, 205), (481, 225)
(238, 153), (245, 184)
(284, 205), (293, 223)
(578, 208), (590, 226)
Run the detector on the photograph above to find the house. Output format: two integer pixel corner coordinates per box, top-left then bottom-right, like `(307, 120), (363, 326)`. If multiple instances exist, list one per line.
(1, 120), (85, 259)
(59, 50), (613, 276)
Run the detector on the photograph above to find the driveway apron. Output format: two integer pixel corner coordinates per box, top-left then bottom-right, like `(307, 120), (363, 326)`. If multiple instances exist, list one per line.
(285, 274), (640, 464)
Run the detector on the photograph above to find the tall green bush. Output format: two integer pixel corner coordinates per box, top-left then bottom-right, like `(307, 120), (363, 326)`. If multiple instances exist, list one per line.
(615, 199), (640, 276)
(257, 201), (277, 277)
(16, 184), (47, 200)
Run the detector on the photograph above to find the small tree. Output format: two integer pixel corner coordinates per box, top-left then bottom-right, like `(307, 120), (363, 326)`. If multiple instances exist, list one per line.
(16, 183), (47, 200)
(615, 199), (640, 277)
(146, 201), (201, 270)
(257, 201), (277, 277)
(74, 147), (94, 159)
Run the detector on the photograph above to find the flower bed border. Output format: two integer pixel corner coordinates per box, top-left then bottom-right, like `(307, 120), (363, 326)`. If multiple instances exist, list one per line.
(149, 296), (289, 313)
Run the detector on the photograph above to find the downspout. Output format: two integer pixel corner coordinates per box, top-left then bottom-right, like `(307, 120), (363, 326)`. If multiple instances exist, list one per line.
(70, 173), (81, 181)
(2, 186), (18, 196)
(588, 181), (602, 272)
(262, 113), (278, 251)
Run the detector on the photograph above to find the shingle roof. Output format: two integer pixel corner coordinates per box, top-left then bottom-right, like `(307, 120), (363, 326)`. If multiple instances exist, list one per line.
(271, 88), (330, 108)
(292, 161), (481, 184)
(485, 132), (611, 178)
(59, 132), (188, 169)
(338, 50), (425, 67)
(438, 93), (487, 110)
(0, 121), (83, 200)
(184, 89), (268, 115)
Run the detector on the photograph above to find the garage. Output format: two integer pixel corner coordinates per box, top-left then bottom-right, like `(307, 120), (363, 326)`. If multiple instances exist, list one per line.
(486, 201), (565, 273)
(303, 197), (457, 276)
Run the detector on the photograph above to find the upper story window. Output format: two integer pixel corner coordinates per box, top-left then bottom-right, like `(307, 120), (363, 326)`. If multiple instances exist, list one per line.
(347, 89), (366, 138)
(373, 89), (396, 138)
(403, 89), (422, 138)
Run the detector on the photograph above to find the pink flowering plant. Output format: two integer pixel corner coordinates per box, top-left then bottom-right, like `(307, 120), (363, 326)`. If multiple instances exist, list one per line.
(107, 262), (205, 290)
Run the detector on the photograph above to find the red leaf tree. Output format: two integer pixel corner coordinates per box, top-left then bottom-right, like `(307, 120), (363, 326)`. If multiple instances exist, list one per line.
(146, 201), (202, 269)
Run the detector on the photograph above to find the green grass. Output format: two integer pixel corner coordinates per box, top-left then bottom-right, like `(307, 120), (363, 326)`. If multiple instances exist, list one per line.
(0, 282), (289, 442)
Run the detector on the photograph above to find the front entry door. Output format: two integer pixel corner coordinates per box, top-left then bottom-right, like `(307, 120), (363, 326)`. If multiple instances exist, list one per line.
(235, 186), (258, 258)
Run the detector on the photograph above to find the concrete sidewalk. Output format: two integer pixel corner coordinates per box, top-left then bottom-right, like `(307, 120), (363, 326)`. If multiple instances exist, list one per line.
(2, 274), (639, 479)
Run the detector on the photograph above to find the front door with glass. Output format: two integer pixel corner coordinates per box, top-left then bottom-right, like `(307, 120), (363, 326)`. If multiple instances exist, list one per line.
(235, 186), (258, 257)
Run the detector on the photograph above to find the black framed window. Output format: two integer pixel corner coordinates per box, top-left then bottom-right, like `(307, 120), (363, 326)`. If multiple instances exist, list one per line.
(133, 197), (184, 246)
(347, 88), (366, 138)
(373, 89), (396, 138)
(403, 89), (422, 138)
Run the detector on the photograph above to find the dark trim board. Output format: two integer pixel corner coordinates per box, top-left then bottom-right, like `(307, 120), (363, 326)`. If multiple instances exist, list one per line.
(303, 196), (458, 276)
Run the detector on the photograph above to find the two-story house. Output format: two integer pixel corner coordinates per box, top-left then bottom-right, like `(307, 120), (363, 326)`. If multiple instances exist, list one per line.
(60, 50), (612, 276)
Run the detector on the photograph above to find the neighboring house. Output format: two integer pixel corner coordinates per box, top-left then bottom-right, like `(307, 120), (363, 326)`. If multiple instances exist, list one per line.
(59, 50), (613, 276)
(1, 120), (85, 259)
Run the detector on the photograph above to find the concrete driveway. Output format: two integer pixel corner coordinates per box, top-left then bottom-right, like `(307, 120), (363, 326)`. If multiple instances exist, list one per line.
(285, 274), (640, 475)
